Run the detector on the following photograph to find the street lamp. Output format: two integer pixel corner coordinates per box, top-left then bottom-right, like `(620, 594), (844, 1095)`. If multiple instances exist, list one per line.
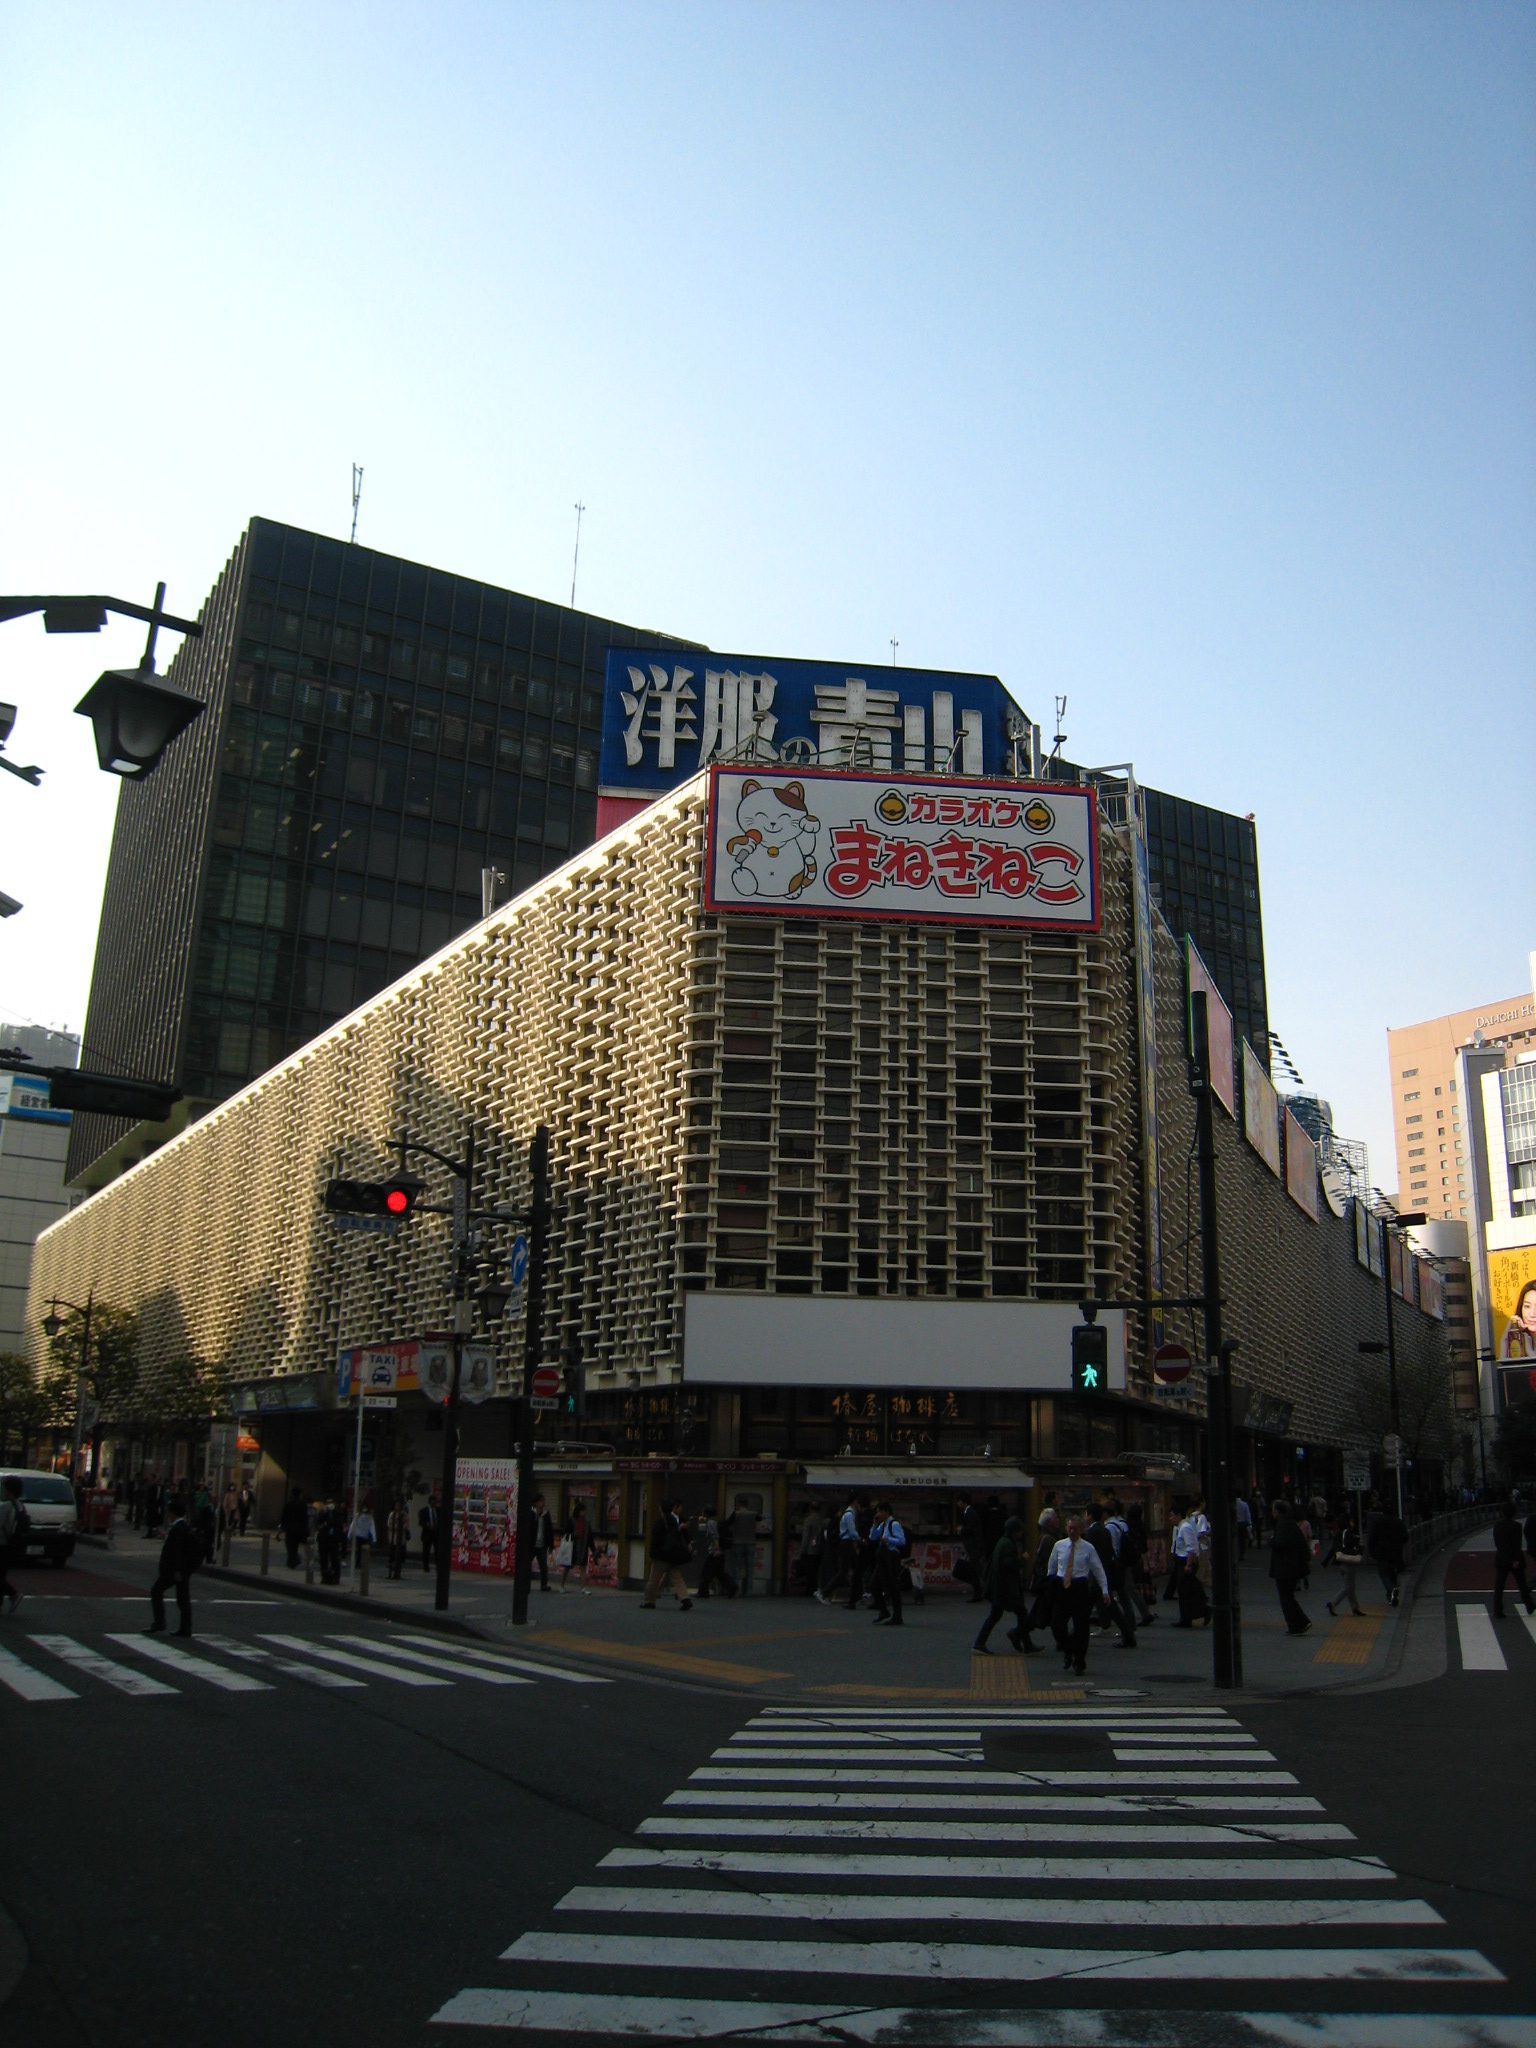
(40, 1291), (94, 1487)
(0, 582), (205, 780)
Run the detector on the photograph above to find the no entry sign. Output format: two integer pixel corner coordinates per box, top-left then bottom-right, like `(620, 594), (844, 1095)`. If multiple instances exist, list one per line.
(1152, 1342), (1194, 1386)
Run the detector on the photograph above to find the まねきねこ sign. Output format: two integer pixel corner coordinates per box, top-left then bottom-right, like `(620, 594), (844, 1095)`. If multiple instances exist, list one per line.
(704, 768), (1100, 932)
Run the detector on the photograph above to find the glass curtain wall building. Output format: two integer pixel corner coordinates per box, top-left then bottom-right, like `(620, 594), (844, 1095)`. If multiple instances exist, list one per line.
(67, 517), (695, 1187)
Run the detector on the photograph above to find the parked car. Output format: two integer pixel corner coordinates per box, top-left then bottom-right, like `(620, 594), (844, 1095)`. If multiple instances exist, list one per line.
(0, 1469), (79, 1565)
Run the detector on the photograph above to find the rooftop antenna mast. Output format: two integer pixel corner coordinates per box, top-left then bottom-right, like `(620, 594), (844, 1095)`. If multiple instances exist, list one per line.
(570, 502), (586, 606)
(350, 464), (364, 545)
(890, 638), (898, 666)
(1047, 694), (1068, 778)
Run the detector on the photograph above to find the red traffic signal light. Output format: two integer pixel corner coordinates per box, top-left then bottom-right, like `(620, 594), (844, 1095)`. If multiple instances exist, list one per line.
(323, 1175), (427, 1219)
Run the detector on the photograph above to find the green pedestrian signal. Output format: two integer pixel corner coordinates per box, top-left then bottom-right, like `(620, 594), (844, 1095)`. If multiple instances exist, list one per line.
(1071, 1323), (1108, 1394)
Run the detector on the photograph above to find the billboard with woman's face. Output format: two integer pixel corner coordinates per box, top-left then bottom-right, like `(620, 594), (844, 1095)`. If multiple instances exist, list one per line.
(1491, 1246), (1536, 1361)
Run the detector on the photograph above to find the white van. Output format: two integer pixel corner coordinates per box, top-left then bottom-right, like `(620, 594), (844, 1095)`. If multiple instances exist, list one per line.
(0, 1469), (79, 1565)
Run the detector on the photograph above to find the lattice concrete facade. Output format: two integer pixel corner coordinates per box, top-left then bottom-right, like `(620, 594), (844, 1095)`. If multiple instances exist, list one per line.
(29, 770), (1443, 1460)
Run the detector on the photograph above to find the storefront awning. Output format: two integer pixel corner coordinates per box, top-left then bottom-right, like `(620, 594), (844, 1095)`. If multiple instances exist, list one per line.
(800, 1463), (1033, 1491)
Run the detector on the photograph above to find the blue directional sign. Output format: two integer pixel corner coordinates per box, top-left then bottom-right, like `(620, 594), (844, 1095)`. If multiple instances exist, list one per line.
(508, 1234), (529, 1315)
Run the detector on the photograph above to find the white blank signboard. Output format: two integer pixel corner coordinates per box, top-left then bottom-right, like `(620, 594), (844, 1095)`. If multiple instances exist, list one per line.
(681, 1294), (1126, 1392)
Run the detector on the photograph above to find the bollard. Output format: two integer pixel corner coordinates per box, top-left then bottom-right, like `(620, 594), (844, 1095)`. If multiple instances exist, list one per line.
(260, 1531), (271, 1576)
(359, 1545), (371, 1596)
(305, 1546), (314, 1586)
(221, 1525), (232, 1568)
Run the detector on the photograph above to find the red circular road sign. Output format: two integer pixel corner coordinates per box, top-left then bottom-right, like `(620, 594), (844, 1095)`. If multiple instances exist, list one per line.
(1152, 1342), (1193, 1385)
(531, 1366), (562, 1400)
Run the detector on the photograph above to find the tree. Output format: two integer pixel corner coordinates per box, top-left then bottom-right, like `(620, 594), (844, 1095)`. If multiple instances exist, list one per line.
(43, 1303), (140, 1482)
(0, 1351), (50, 1463)
(1348, 1346), (1459, 1474)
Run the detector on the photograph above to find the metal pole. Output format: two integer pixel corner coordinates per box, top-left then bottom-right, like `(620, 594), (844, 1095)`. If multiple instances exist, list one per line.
(433, 1122), (475, 1615)
(1380, 1217), (1404, 1520)
(1191, 995), (1241, 1690)
(68, 1290), (94, 1489)
(511, 1126), (551, 1627)
(347, 1381), (367, 1588)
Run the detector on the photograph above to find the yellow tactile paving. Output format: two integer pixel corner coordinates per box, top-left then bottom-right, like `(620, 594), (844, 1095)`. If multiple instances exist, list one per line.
(1312, 1613), (1383, 1667)
(968, 1652), (1034, 1699)
(532, 1631), (788, 1686)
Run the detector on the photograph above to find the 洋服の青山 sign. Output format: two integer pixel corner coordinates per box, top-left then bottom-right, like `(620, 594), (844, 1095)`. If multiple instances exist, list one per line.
(705, 767), (1100, 932)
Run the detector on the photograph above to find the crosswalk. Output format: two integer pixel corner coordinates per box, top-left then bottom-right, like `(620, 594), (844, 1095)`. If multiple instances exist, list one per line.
(0, 1626), (607, 1701)
(1454, 1603), (1536, 1672)
(430, 1702), (1535, 2047)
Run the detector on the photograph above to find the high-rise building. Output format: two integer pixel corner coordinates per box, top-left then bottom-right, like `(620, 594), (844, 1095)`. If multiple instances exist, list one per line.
(0, 1027), (79, 1353)
(66, 518), (696, 1190)
(1387, 988), (1536, 1222)
(1138, 786), (1268, 1061)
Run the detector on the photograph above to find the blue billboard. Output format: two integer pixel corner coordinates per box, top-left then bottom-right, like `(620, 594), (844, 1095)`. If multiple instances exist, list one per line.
(600, 647), (1026, 798)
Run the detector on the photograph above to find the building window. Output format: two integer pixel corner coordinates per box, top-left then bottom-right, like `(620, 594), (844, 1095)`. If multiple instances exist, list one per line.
(1406, 1114), (1422, 1124)
(1401, 1067), (1418, 1078)
(1404, 1091), (1420, 1102)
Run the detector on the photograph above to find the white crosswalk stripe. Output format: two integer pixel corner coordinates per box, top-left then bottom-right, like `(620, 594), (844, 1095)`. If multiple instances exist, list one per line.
(0, 1641), (76, 1700)
(329, 1634), (532, 1684)
(387, 1632), (608, 1683)
(106, 1632), (272, 1692)
(0, 1628), (602, 1701)
(1457, 1605), (1508, 1670)
(429, 1704), (1523, 2043)
(195, 1633), (366, 1687)
(29, 1633), (175, 1696)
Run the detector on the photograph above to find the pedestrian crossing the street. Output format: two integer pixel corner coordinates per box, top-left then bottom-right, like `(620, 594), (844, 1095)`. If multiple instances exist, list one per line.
(430, 1702), (1534, 2047)
(0, 1625), (608, 1702)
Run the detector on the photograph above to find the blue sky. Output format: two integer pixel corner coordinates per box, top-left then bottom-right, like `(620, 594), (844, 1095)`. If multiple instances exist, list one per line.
(1, 1), (1532, 1187)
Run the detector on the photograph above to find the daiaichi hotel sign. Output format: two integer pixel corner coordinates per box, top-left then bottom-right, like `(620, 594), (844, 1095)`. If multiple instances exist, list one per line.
(705, 767), (1100, 932)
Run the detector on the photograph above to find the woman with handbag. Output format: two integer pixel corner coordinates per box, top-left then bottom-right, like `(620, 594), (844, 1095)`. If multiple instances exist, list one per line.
(1324, 1512), (1367, 1617)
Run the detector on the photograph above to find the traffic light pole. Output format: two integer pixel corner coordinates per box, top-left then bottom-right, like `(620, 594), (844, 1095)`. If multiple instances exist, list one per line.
(1190, 991), (1241, 1691)
(509, 1126), (551, 1627)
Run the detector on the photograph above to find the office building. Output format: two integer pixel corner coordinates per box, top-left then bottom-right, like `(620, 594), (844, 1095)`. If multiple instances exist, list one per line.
(0, 1027), (79, 1354)
(66, 517), (696, 1190)
(1388, 988), (1536, 1222)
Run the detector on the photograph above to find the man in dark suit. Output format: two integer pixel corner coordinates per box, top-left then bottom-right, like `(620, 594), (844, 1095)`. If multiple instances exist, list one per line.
(148, 1506), (200, 1637)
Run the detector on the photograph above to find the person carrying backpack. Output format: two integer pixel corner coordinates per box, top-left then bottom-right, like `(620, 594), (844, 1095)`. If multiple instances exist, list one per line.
(148, 1502), (201, 1637)
(0, 1475), (28, 1615)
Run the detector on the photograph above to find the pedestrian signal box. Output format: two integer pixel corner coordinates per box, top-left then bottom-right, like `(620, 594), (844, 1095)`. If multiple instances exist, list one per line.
(1071, 1322), (1108, 1394)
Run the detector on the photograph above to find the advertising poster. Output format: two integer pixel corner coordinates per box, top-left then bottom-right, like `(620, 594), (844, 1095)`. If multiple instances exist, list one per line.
(1353, 1197), (1372, 1270)
(451, 1456), (517, 1575)
(602, 648), (1016, 797)
(705, 766), (1100, 933)
(1242, 1042), (1281, 1177)
(1282, 1111), (1319, 1220)
(1491, 1245), (1536, 1361)
(1187, 942), (1236, 1116)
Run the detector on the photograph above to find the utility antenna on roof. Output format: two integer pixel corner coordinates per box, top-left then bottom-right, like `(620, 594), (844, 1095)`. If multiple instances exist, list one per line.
(350, 464), (364, 545)
(890, 638), (898, 666)
(1047, 695), (1068, 777)
(570, 502), (586, 607)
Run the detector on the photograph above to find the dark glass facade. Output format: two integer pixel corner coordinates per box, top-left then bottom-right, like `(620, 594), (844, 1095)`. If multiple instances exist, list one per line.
(1141, 785), (1269, 1059)
(68, 517), (697, 1183)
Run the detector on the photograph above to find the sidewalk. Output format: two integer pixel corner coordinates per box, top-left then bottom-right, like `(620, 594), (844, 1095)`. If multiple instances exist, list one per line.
(83, 1519), (1482, 1704)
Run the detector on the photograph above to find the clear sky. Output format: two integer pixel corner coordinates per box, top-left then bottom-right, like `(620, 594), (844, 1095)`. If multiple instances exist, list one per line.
(1, 1), (1532, 1190)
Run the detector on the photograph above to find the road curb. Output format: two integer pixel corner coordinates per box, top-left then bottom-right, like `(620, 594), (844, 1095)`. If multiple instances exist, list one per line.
(193, 1562), (488, 1639)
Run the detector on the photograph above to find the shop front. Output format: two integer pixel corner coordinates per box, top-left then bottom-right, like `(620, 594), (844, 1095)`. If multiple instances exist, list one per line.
(794, 1460), (1035, 1594)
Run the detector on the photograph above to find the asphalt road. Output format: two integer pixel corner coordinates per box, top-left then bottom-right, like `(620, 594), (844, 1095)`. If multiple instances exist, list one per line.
(1, 1554), (1533, 2047)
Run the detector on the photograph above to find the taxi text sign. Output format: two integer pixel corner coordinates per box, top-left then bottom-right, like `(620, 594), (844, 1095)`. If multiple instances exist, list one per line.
(705, 767), (1100, 932)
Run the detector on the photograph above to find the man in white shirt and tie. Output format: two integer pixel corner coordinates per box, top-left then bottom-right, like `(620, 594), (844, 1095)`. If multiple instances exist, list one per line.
(1048, 1515), (1109, 1675)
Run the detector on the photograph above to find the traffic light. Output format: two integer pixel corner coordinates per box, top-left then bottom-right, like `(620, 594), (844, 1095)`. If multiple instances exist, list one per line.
(562, 1363), (584, 1420)
(323, 1174), (427, 1219)
(1071, 1322), (1108, 1394)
